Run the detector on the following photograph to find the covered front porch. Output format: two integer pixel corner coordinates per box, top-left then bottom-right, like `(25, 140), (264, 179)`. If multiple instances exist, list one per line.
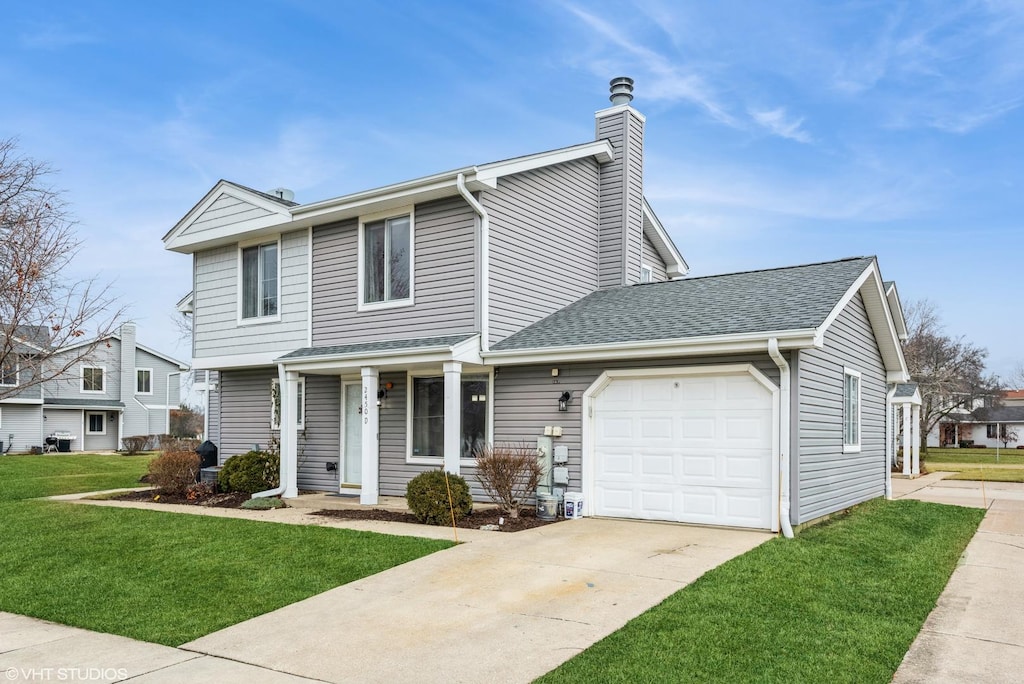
(274, 334), (489, 504)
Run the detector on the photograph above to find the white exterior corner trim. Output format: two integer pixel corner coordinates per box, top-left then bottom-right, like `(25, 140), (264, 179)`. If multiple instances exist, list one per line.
(581, 364), (780, 533)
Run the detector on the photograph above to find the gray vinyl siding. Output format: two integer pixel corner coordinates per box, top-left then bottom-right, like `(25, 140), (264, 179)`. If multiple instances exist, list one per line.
(182, 193), (275, 239)
(484, 159), (601, 345)
(0, 404), (43, 452)
(796, 292), (887, 523)
(296, 375), (342, 491)
(492, 354), (781, 495)
(44, 342), (122, 402)
(311, 197), (478, 347)
(641, 232), (668, 282)
(216, 368), (276, 463)
(123, 349), (181, 439)
(596, 108), (644, 289)
(42, 409), (83, 450)
(193, 229), (309, 359)
(83, 411), (118, 451)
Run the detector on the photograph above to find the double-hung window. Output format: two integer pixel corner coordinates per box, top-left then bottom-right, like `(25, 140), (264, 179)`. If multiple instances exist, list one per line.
(82, 366), (104, 393)
(362, 214), (411, 306)
(410, 374), (489, 461)
(241, 241), (279, 319)
(136, 368), (153, 395)
(0, 358), (18, 387)
(843, 368), (861, 452)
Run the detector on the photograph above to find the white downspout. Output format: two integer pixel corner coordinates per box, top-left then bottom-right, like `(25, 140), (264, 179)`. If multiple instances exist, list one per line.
(885, 386), (896, 499)
(253, 363), (288, 499)
(768, 338), (795, 538)
(456, 172), (490, 352)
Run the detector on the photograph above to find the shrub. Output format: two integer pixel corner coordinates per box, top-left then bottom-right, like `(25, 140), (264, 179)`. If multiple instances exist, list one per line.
(474, 441), (544, 519)
(218, 450), (280, 494)
(241, 496), (287, 510)
(406, 470), (472, 525)
(121, 435), (150, 455)
(147, 450), (201, 495)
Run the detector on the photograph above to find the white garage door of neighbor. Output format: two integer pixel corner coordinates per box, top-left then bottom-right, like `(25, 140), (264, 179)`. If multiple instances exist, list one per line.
(591, 371), (775, 529)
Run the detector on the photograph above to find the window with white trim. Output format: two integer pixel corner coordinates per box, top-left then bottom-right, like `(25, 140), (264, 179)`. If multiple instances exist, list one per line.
(241, 241), (279, 319)
(361, 214), (411, 305)
(640, 264), (653, 283)
(843, 369), (861, 452)
(136, 368), (153, 395)
(409, 374), (489, 460)
(0, 358), (18, 387)
(82, 366), (105, 393)
(86, 412), (106, 435)
(271, 377), (305, 430)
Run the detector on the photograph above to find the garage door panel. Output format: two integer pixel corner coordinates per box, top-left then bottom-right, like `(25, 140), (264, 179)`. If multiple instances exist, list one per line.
(593, 371), (775, 530)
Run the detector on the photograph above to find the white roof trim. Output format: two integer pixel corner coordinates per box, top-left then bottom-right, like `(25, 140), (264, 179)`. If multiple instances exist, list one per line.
(814, 260), (908, 381)
(642, 199), (688, 277)
(176, 291), (194, 314)
(885, 282), (908, 340)
(277, 334), (483, 372)
(163, 181), (292, 249)
(57, 333), (189, 370)
(483, 329), (818, 366)
(474, 140), (614, 187)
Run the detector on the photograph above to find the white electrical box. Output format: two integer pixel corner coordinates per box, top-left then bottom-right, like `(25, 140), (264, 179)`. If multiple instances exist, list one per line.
(553, 466), (569, 485)
(543, 425), (553, 436)
(553, 445), (569, 463)
(551, 426), (563, 437)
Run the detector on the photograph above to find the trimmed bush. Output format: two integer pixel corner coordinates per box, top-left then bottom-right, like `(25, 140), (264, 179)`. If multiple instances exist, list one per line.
(218, 450), (280, 494)
(241, 496), (287, 510)
(406, 470), (472, 526)
(121, 435), (150, 455)
(474, 441), (543, 519)
(148, 450), (201, 495)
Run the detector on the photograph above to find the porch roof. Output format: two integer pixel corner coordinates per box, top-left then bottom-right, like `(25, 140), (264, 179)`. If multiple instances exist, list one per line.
(43, 398), (125, 410)
(277, 333), (481, 371)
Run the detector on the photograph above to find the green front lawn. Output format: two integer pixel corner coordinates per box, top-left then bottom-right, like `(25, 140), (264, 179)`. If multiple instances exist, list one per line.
(937, 463), (1024, 482)
(924, 448), (1024, 465)
(538, 499), (983, 684)
(0, 454), (453, 645)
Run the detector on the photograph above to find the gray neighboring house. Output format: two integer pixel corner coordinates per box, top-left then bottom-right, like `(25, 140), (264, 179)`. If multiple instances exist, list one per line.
(0, 323), (187, 453)
(164, 78), (909, 534)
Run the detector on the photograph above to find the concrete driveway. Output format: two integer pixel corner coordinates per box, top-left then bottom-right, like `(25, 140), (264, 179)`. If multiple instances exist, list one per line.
(182, 518), (770, 683)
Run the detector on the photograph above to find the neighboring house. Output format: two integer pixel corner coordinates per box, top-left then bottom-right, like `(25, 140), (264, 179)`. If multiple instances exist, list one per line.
(930, 406), (1024, 449)
(1002, 389), (1024, 407)
(164, 78), (909, 534)
(0, 323), (187, 453)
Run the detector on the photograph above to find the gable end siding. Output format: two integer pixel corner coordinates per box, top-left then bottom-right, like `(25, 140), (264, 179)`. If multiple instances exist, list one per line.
(485, 158), (600, 345)
(183, 193), (276, 239)
(796, 291), (887, 523)
(311, 196), (477, 347)
(641, 231), (668, 281)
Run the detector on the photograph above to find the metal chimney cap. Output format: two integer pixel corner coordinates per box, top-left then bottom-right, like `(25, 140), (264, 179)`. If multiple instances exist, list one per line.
(609, 76), (634, 105)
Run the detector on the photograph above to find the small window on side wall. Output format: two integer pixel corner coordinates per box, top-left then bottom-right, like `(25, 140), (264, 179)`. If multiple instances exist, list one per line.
(241, 241), (279, 319)
(640, 264), (653, 283)
(136, 369), (152, 394)
(843, 368), (861, 452)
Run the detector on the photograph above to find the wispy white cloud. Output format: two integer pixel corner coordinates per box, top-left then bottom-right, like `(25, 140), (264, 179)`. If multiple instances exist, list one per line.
(748, 107), (812, 143)
(19, 24), (99, 50)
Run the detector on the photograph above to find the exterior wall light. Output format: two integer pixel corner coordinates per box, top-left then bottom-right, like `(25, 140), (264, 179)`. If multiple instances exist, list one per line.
(558, 391), (571, 412)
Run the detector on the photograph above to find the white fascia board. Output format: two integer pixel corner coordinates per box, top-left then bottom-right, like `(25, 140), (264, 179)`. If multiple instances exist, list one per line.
(642, 199), (689, 277)
(134, 342), (189, 370)
(176, 291), (194, 314)
(885, 283), (908, 340)
(163, 181), (292, 247)
(54, 333), (118, 356)
(887, 370), (911, 384)
(6, 335), (47, 353)
(474, 140), (615, 186)
(815, 261), (908, 378)
(191, 352), (280, 370)
(483, 330), (817, 366)
(0, 398), (44, 405)
(165, 213), (296, 254)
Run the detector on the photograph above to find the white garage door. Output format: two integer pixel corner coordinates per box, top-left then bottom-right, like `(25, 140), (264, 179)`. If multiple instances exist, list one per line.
(591, 370), (775, 529)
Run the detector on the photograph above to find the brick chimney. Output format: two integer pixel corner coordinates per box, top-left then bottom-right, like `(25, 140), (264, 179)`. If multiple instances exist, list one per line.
(596, 77), (645, 288)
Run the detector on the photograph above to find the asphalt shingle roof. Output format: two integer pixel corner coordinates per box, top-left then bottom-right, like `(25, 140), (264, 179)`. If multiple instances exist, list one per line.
(44, 398), (125, 408)
(972, 406), (1024, 423)
(893, 383), (919, 398)
(492, 257), (875, 351)
(279, 334), (477, 361)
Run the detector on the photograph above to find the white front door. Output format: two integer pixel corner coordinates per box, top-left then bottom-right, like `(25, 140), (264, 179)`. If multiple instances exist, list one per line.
(590, 370), (776, 529)
(340, 381), (362, 490)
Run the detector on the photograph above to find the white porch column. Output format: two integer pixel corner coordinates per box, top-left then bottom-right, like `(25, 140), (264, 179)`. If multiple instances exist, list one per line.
(360, 367), (380, 505)
(885, 390), (893, 499)
(443, 361), (462, 474)
(902, 403), (912, 476)
(911, 404), (921, 476)
(283, 370), (300, 498)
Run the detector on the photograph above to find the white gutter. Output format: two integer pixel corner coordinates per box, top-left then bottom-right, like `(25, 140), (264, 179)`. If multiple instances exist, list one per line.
(885, 385), (896, 499)
(457, 173), (491, 352)
(253, 363), (288, 499)
(768, 338), (795, 538)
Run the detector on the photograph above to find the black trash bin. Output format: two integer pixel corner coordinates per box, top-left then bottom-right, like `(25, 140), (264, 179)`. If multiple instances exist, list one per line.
(57, 438), (72, 453)
(195, 440), (218, 469)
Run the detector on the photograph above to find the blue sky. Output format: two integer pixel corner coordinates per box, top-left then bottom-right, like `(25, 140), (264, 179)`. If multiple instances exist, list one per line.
(2, 1), (1022, 381)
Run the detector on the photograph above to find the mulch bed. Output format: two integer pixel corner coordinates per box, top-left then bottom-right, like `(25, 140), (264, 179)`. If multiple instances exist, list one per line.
(312, 507), (563, 532)
(111, 489), (251, 508)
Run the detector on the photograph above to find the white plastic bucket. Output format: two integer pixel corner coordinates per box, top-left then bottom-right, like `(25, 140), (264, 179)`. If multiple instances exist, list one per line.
(564, 492), (584, 519)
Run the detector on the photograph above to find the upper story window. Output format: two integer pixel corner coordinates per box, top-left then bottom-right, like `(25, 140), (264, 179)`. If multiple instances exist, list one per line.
(843, 368), (861, 453)
(640, 264), (653, 283)
(0, 358), (18, 387)
(360, 212), (412, 308)
(136, 368), (153, 395)
(82, 366), (105, 393)
(241, 241), (279, 320)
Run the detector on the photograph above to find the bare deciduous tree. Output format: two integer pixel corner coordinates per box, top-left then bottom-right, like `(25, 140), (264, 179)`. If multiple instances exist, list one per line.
(0, 138), (123, 400)
(902, 299), (1001, 453)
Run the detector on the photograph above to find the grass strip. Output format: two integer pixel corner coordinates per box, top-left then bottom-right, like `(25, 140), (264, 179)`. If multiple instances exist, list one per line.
(537, 499), (983, 684)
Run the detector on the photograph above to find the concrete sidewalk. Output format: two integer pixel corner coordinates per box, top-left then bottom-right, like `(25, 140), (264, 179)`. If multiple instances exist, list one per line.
(893, 476), (1024, 682)
(2, 517), (769, 683)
